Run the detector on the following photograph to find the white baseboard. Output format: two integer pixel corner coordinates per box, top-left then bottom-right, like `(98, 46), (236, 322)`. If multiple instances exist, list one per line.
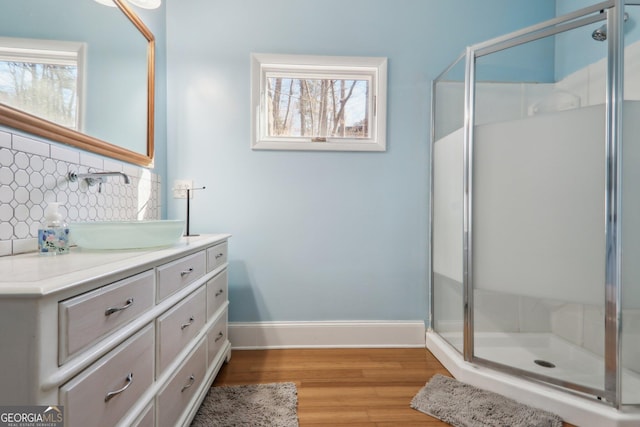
(229, 320), (426, 349)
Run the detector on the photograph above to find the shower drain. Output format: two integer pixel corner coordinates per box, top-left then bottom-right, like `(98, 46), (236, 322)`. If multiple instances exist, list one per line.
(534, 359), (556, 368)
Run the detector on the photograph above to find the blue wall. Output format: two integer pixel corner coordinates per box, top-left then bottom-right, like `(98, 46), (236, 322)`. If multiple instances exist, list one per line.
(165, 0), (556, 323)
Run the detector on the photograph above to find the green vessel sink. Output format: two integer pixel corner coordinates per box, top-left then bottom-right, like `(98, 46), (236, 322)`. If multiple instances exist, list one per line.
(70, 220), (185, 250)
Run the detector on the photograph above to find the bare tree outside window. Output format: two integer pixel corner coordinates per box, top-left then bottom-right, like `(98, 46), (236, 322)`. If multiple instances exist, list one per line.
(0, 60), (78, 129)
(267, 77), (369, 140)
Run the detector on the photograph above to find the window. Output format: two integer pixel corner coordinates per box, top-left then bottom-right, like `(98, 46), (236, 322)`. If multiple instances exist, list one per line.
(251, 53), (387, 151)
(0, 37), (85, 130)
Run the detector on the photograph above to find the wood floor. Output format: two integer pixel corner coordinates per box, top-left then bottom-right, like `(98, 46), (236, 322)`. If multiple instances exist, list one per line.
(213, 347), (459, 426)
(213, 347), (576, 426)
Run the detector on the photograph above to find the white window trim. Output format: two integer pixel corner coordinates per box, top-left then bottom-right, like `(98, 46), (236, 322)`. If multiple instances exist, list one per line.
(0, 37), (86, 131)
(251, 53), (387, 152)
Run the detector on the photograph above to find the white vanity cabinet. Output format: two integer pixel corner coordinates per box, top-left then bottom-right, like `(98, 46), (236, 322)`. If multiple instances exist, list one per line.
(0, 234), (231, 427)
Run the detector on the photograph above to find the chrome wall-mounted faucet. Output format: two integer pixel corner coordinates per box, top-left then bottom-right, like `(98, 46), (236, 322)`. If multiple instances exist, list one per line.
(68, 171), (131, 192)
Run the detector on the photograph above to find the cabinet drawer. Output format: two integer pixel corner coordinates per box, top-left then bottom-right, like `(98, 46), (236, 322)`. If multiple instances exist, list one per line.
(206, 268), (228, 320)
(207, 241), (228, 272)
(59, 270), (155, 363)
(60, 324), (154, 427)
(157, 338), (207, 427)
(207, 310), (228, 367)
(157, 286), (206, 375)
(157, 251), (206, 301)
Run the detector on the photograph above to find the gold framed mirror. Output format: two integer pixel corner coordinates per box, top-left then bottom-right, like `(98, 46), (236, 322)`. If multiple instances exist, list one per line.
(0, 0), (155, 167)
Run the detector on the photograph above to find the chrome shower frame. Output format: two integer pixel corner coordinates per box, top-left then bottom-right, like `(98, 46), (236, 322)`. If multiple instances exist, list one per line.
(429, 0), (638, 408)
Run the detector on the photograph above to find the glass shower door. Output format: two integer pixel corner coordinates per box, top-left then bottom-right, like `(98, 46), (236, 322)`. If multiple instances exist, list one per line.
(429, 1), (640, 408)
(469, 12), (609, 398)
(621, 3), (640, 406)
(431, 57), (465, 353)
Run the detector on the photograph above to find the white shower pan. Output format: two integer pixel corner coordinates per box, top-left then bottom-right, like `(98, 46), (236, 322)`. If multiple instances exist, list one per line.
(427, 330), (640, 427)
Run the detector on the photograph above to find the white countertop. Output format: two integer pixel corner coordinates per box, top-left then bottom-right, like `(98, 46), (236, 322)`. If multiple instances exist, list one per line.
(0, 234), (231, 296)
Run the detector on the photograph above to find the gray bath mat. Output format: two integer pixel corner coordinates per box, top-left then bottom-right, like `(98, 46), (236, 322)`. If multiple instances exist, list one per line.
(411, 374), (563, 427)
(191, 382), (298, 426)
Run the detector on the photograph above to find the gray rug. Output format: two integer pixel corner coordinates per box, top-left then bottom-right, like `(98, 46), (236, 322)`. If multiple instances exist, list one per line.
(411, 374), (563, 427)
(191, 382), (299, 427)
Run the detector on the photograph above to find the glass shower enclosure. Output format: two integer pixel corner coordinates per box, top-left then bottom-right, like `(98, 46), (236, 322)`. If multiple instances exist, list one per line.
(430, 0), (640, 408)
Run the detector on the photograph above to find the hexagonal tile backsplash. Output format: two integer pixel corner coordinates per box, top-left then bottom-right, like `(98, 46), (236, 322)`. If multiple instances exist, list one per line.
(0, 129), (160, 256)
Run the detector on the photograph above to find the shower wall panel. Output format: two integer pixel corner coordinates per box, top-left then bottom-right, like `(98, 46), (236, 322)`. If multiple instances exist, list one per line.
(473, 104), (606, 305)
(432, 128), (463, 284)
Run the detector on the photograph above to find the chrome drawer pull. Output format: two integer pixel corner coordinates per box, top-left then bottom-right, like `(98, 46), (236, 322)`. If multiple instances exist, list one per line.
(181, 375), (195, 392)
(214, 331), (224, 342)
(105, 298), (134, 316)
(215, 253), (223, 259)
(181, 316), (195, 330)
(180, 268), (194, 277)
(214, 289), (224, 297)
(105, 372), (133, 402)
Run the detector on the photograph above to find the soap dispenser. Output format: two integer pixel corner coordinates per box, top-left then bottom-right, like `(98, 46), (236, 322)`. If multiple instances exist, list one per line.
(38, 202), (70, 255)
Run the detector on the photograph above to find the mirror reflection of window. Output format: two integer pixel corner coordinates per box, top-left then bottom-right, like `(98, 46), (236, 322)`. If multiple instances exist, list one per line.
(0, 37), (85, 131)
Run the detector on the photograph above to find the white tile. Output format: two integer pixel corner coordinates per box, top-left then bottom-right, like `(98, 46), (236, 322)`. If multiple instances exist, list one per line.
(123, 163), (141, 178)
(621, 309), (640, 373)
(0, 148), (13, 167)
(0, 167), (12, 186)
(29, 171), (44, 188)
(29, 222), (39, 237)
(0, 185), (13, 204)
(518, 296), (554, 333)
(29, 204), (43, 222)
(79, 152), (104, 169)
(29, 155), (43, 171)
(12, 135), (50, 157)
(12, 238), (37, 254)
(14, 187), (29, 205)
(42, 174), (57, 191)
(474, 289), (520, 333)
(14, 169), (29, 187)
(13, 221), (29, 238)
(14, 151), (29, 169)
(432, 275), (464, 332)
(0, 221), (11, 240)
(56, 191), (68, 205)
(587, 60), (607, 106)
(523, 83), (555, 116)
(624, 41), (640, 101)
(0, 240), (11, 256)
(583, 305), (604, 358)
(475, 82), (525, 125)
(551, 304), (584, 347)
(51, 144), (80, 164)
(556, 67), (589, 107)
(139, 168), (152, 184)
(103, 159), (123, 172)
(56, 159), (70, 177)
(0, 204), (11, 221)
(0, 131), (10, 148)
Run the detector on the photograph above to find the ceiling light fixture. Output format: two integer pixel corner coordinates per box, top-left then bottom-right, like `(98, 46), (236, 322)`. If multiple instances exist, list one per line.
(94, 0), (161, 9)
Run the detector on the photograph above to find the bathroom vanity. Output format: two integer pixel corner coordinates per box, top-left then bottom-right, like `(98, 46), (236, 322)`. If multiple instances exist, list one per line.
(0, 234), (231, 427)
